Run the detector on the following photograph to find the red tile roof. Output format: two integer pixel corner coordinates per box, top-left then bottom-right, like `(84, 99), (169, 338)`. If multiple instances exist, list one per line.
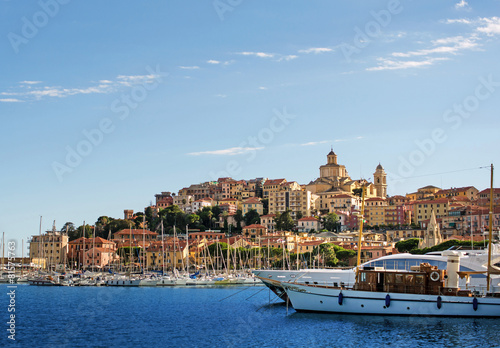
(115, 229), (158, 236)
(298, 217), (318, 222)
(243, 224), (267, 229)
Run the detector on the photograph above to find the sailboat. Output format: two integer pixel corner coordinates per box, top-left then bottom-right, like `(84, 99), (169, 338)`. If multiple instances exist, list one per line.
(284, 165), (500, 317)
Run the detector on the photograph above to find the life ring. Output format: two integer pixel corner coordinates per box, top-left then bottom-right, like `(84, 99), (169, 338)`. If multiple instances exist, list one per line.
(430, 271), (440, 282)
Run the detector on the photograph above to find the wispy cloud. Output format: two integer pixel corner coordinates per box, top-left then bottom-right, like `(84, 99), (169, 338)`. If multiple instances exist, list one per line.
(187, 146), (264, 156)
(367, 57), (450, 71)
(19, 80), (42, 85)
(207, 60), (220, 64)
(237, 51), (275, 58)
(301, 140), (330, 146)
(258, 86), (267, 90)
(179, 66), (200, 70)
(446, 18), (472, 25)
(0, 98), (24, 103)
(2, 73), (162, 101)
(391, 35), (479, 57)
(215, 94), (227, 98)
(455, 0), (471, 11)
(277, 55), (298, 62)
(298, 47), (333, 54)
(206, 59), (233, 65)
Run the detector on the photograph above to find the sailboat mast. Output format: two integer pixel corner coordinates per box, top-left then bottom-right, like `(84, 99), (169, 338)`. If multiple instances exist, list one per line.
(486, 164), (495, 293)
(356, 185), (366, 272)
(83, 221), (86, 271)
(161, 219), (165, 275)
(186, 224), (189, 274)
(142, 215), (145, 274)
(38, 216), (42, 271)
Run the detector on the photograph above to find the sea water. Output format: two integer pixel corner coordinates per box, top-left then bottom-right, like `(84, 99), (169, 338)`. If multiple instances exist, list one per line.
(2, 284), (500, 347)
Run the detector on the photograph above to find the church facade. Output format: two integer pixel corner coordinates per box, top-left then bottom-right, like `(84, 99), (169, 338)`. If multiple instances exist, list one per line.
(306, 150), (387, 213)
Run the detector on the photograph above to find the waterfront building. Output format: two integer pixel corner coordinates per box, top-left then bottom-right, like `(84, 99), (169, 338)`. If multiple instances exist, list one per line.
(405, 185), (441, 201)
(67, 237), (116, 269)
(29, 230), (69, 270)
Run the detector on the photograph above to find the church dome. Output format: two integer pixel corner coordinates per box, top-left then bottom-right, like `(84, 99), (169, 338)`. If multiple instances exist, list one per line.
(376, 163), (384, 170)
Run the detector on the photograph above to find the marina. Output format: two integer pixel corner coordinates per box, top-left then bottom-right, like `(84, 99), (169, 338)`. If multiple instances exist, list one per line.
(2, 284), (500, 347)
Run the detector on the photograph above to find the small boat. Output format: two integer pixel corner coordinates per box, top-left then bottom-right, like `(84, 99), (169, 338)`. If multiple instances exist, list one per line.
(28, 278), (61, 286)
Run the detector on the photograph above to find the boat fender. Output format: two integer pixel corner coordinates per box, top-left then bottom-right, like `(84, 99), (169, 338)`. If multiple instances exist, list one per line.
(473, 297), (478, 311)
(430, 271), (440, 282)
(338, 292), (343, 305)
(385, 294), (391, 308)
(437, 296), (442, 309)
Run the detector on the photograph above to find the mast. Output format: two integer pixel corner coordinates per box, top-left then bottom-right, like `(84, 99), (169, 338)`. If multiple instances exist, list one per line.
(92, 224), (95, 272)
(142, 215), (145, 274)
(161, 219), (165, 275)
(21, 239), (24, 276)
(173, 225), (177, 276)
(186, 224), (189, 274)
(2, 232), (4, 272)
(82, 221), (86, 271)
(38, 216), (42, 271)
(356, 185), (366, 277)
(487, 164), (495, 293)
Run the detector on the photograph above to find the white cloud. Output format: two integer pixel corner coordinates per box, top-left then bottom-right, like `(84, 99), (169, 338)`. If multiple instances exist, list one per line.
(367, 57), (450, 71)
(258, 86), (267, 90)
(238, 51), (275, 58)
(455, 0), (471, 10)
(301, 140), (330, 146)
(298, 47), (333, 54)
(207, 60), (220, 64)
(391, 35), (479, 57)
(179, 66), (200, 70)
(477, 17), (500, 36)
(19, 80), (42, 85)
(277, 55), (298, 62)
(0, 98), (23, 102)
(2, 72), (162, 101)
(446, 18), (472, 25)
(215, 94), (227, 98)
(187, 146), (264, 156)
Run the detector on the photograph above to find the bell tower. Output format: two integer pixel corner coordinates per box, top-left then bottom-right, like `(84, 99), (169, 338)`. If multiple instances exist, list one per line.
(373, 163), (387, 198)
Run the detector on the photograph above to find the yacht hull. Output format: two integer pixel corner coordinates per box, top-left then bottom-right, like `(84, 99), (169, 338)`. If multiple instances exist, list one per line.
(284, 283), (500, 317)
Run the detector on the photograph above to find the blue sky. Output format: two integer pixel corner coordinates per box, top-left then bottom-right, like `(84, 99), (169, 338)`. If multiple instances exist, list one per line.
(1, 0), (500, 249)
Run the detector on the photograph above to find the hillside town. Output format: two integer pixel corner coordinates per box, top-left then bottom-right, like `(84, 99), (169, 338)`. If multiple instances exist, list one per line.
(26, 150), (500, 272)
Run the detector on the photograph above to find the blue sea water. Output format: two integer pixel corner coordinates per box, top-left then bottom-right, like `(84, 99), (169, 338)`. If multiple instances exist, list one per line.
(2, 284), (500, 348)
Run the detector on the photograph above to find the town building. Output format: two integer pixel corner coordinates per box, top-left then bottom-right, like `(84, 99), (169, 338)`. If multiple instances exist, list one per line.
(297, 216), (321, 233)
(29, 231), (69, 270)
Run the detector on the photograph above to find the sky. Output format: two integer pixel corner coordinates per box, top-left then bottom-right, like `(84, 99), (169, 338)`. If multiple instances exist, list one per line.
(1, 0), (500, 252)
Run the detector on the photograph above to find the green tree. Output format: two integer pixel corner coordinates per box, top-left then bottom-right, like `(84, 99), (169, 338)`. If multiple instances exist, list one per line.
(296, 211), (303, 220)
(322, 212), (339, 231)
(75, 224), (93, 239)
(395, 238), (420, 253)
(244, 209), (260, 226)
(275, 210), (295, 231)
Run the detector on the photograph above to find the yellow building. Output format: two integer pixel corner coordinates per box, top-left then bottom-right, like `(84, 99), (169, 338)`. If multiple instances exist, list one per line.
(145, 241), (188, 270)
(263, 178), (287, 198)
(413, 199), (449, 225)
(268, 182), (315, 218)
(364, 197), (388, 226)
(434, 186), (478, 201)
(242, 197), (264, 215)
(29, 231), (69, 270)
